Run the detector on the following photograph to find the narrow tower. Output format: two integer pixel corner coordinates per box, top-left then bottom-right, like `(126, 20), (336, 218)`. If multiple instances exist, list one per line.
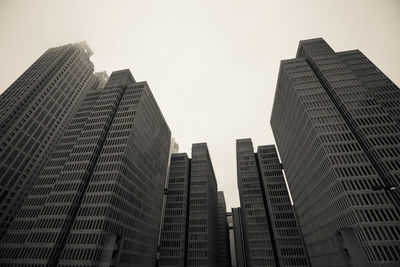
(186, 143), (219, 267)
(217, 191), (231, 267)
(159, 153), (191, 267)
(236, 138), (309, 267)
(236, 138), (276, 267)
(231, 207), (247, 267)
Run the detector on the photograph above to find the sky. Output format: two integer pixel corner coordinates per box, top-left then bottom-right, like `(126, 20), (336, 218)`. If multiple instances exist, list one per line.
(0, 0), (399, 210)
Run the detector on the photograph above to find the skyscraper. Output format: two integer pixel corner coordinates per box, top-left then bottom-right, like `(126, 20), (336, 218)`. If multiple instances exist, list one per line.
(159, 153), (190, 267)
(159, 144), (230, 267)
(236, 138), (276, 267)
(0, 69), (171, 266)
(0, 42), (97, 238)
(236, 138), (309, 267)
(257, 145), (309, 266)
(271, 38), (400, 266)
(187, 143), (219, 267)
(217, 191), (231, 267)
(155, 137), (180, 266)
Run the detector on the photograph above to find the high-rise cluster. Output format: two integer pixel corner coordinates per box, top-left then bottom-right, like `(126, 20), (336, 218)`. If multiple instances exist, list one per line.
(0, 38), (399, 267)
(0, 43), (172, 266)
(0, 43), (233, 267)
(271, 38), (400, 266)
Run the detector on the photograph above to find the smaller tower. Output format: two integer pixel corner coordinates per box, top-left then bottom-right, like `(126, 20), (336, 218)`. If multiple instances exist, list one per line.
(187, 143), (219, 267)
(217, 191), (231, 267)
(159, 153), (191, 267)
(236, 138), (309, 266)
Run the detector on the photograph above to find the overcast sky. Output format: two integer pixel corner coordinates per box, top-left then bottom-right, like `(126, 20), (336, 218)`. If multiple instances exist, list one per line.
(0, 0), (399, 209)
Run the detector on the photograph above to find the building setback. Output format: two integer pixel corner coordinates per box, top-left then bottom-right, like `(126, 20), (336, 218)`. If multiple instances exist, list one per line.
(0, 42), (97, 238)
(217, 191), (231, 267)
(236, 138), (309, 267)
(0, 69), (171, 267)
(186, 143), (219, 267)
(271, 38), (400, 266)
(159, 153), (190, 267)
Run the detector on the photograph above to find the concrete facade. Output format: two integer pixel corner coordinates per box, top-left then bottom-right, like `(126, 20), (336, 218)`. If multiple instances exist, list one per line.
(187, 143), (219, 267)
(217, 191), (231, 267)
(236, 138), (309, 267)
(271, 38), (400, 266)
(159, 153), (190, 267)
(0, 43), (96, 239)
(0, 69), (171, 267)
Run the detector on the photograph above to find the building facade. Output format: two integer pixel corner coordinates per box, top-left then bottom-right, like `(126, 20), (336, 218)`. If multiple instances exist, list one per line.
(156, 137), (180, 265)
(236, 138), (277, 267)
(271, 38), (400, 266)
(217, 191), (231, 267)
(159, 144), (230, 267)
(257, 145), (309, 266)
(230, 207), (247, 267)
(0, 42), (97, 238)
(159, 153), (190, 267)
(0, 69), (171, 267)
(226, 211), (237, 267)
(186, 143), (219, 267)
(236, 138), (309, 267)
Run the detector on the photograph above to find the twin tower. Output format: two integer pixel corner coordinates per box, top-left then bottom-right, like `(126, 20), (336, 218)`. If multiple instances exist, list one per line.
(0, 38), (399, 267)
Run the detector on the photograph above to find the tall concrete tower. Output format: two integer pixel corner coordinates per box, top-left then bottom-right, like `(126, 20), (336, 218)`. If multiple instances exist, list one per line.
(0, 69), (171, 267)
(236, 139), (309, 267)
(217, 191), (231, 267)
(159, 153), (190, 267)
(159, 144), (230, 267)
(0, 42), (98, 238)
(271, 38), (400, 266)
(186, 143), (219, 267)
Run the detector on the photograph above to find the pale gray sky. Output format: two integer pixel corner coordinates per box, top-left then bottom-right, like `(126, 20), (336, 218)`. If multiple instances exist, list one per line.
(0, 0), (399, 209)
